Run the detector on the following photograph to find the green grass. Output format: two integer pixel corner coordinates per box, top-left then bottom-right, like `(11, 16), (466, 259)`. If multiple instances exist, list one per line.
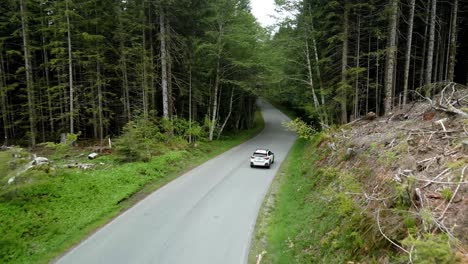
(256, 135), (379, 263)
(0, 111), (264, 264)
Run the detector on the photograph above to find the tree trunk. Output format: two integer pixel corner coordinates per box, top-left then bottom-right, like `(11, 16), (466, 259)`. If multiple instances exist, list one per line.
(419, 7), (429, 88)
(384, 0), (398, 114)
(305, 38), (320, 112)
(166, 19), (173, 118)
(58, 67), (65, 129)
(148, 7), (156, 113)
(340, 4), (349, 124)
(160, 6), (169, 119)
(435, 21), (444, 82)
(425, 0), (437, 93)
(447, 0), (458, 82)
(354, 16), (361, 119)
(376, 37), (380, 115)
(366, 35), (371, 113)
(91, 81), (98, 139)
(308, 7), (327, 124)
(38, 85), (46, 142)
(403, 0), (415, 106)
(188, 64), (192, 143)
(141, 2), (148, 119)
(209, 21), (224, 141)
(97, 62), (104, 145)
(40, 6), (54, 134)
(66, 0), (74, 135)
(20, 0), (36, 146)
(117, 8), (131, 122)
(0, 50), (8, 145)
(209, 57), (221, 141)
(217, 87), (234, 139)
(120, 45), (131, 122)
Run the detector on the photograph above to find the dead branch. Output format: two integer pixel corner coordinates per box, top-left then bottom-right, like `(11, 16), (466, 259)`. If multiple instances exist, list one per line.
(256, 250), (267, 264)
(376, 208), (410, 254)
(421, 168), (451, 189)
(438, 166), (467, 220)
(439, 83), (453, 106)
(409, 245), (415, 264)
(411, 177), (468, 185)
(414, 188), (429, 232)
(417, 156), (439, 164)
(430, 217), (457, 241)
(415, 90), (468, 118)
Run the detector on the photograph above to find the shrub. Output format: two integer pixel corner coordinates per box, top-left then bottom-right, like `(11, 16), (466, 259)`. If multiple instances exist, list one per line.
(37, 142), (71, 158)
(283, 118), (316, 139)
(402, 234), (456, 263)
(171, 117), (206, 142)
(440, 188), (452, 202)
(115, 117), (167, 162)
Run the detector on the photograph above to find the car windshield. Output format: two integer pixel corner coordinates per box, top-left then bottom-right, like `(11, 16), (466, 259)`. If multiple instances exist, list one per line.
(253, 153), (266, 157)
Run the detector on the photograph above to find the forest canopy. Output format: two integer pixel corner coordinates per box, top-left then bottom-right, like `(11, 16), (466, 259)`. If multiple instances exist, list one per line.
(262, 0), (468, 125)
(0, 0), (263, 147)
(1, 0), (467, 146)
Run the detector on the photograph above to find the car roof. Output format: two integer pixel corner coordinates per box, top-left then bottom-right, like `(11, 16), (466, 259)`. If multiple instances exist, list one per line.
(254, 149), (269, 154)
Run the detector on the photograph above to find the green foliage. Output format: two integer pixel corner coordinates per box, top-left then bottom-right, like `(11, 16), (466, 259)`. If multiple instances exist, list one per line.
(171, 117), (206, 142)
(0, 111), (264, 263)
(0, 151), (184, 263)
(0, 0), (261, 147)
(115, 116), (209, 162)
(261, 138), (380, 263)
(393, 181), (413, 209)
(115, 117), (167, 162)
(66, 133), (78, 143)
(446, 159), (467, 169)
(283, 118), (316, 139)
(440, 188), (453, 202)
(0, 147), (30, 183)
(37, 142), (72, 159)
(402, 234), (456, 263)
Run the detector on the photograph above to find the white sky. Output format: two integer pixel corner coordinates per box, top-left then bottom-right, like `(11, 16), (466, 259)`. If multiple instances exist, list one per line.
(250, 0), (277, 28)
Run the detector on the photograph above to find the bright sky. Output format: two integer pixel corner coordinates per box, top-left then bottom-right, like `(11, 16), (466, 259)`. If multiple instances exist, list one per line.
(250, 0), (277, 28)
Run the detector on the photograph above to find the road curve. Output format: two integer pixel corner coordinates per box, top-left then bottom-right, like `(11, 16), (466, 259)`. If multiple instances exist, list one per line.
(57, 100), (296, 264)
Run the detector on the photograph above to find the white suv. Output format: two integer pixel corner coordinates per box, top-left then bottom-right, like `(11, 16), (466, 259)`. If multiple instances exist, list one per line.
(250, 149), (275, 168)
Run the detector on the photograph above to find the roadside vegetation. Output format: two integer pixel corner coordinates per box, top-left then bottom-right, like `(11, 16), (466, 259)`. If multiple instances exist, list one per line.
(0, 111), (264, 263)
(251, 95), (467, 263)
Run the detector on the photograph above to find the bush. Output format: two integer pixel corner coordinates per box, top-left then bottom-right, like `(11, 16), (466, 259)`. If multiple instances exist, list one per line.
(115, 117), (167, 162)
(37, 142), (72, 158)
(115, 116), (208, 161)
(283, 118), (316, 139)
(171, 117), (206, 142)
(402, 234), (456, 263)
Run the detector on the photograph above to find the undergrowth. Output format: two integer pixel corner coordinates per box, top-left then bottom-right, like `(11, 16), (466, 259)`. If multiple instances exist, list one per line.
(258, 131), (458, 263)
(0, 111), (264, 263)
(262, 136), (383, 263)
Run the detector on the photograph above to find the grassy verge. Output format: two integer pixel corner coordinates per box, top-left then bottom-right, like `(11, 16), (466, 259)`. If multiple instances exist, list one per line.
(0, 111), (264, 264)
(248, 138), (300, 264)
(250, 135), (380, 263)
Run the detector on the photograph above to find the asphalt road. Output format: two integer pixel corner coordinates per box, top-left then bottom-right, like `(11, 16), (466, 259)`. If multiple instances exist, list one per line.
(57, 100), (296, 264)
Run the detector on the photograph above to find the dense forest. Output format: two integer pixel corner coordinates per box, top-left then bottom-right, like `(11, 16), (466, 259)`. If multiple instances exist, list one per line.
(264, 0), (468, 125)
(1, 0), (467, 146)
(0, 0), (262, 147)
